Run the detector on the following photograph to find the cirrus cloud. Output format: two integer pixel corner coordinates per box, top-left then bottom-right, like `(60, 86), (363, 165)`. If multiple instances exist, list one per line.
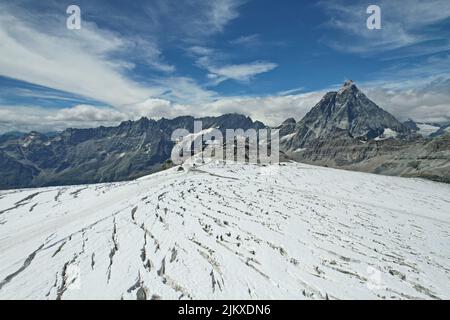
(197, 57), (278, 84)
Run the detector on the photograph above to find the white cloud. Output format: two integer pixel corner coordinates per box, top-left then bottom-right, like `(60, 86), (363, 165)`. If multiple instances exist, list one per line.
(1, 1), (449, 134)
(188, 38), (278, 85)
(116, 92), (325, 126)
(126, 37), (176, 73)
(143, 0), (245, 40)
(207, 0), (243, 33)
(2, 75), (450, 133)
(0, 0), (254, 133)
(0, 105), (127, 133)
(361, 77), (450, 123)
(278, 87), (306, 96)
(320, 0), (450, 55)
(0, 91), (325, 133)
(229, 34), (261, 46)
(208, 61), (278, 82)
(197, 57), (278, 83)
(49, 105), (126, 123)
(0, 10), (160, 107)
(154, 77), (218, 104)
(187, 46), (215, 56)
(200, 92), (326, 126)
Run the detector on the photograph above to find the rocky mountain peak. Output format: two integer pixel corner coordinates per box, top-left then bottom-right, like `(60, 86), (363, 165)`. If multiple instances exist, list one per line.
(337, 80), (362, 99)
(340, 79), (356, 90)
(403, 119), (419, 131)
(0, 113), (266, 189)
(281, 118), (296, 125)
(280, 81), (411, 150)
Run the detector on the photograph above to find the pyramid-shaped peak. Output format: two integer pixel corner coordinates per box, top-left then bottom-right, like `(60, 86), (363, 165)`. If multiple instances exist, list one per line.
(338, 80), (359, 95)
(343, 80), (354, 87)
(282, 118), (296, 125)
(284, 80), (411, 149)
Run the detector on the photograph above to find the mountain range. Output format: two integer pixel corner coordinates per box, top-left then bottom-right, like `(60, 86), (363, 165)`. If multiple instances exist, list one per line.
(279, 81), (450, 183)
(0, 114), (264, 189)
(1, 160), (449, 299)
(1, 82), (450, 300)
(279, 80), (411, 150)
(0, 81), (449, 189)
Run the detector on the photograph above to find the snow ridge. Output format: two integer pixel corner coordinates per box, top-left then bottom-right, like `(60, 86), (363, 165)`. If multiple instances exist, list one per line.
(0, 162), (449, 299)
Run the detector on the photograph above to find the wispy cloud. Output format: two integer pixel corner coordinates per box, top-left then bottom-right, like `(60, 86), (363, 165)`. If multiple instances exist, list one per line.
(190, 46), (278, 84)
(320, 0), (450, 56)
(0, 7), (160, 107)
(278, 87), (306, 96)
(1, 0), (449, 134)
(142, 0), (246, 41)
(0, 2), (226, 111)
(187, 46), (216, 56)
(198, 58), (278, 84)
(229, 34), (261, 46)
(152, 77), (217, 104)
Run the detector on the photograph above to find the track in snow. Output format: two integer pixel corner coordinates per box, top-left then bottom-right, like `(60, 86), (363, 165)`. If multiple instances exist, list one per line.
(0, 161), (449, 299)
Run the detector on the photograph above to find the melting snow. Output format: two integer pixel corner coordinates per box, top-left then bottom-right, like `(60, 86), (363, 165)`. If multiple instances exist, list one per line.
(374, 128), (398, 141)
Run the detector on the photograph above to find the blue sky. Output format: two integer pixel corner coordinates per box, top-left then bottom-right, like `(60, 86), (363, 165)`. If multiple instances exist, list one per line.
(0, 0), (450, 132)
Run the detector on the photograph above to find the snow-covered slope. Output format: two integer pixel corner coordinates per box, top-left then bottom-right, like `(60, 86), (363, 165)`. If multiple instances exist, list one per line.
(0, 161), (449, 300)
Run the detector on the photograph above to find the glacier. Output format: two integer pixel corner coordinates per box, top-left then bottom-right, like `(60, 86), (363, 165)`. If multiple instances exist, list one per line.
(0, 161), (449, 300)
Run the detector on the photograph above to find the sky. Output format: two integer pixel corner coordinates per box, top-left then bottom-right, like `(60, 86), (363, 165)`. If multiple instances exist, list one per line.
(0, 0), (450, 132)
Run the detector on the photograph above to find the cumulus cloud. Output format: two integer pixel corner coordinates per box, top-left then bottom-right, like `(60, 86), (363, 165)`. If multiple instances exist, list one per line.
(201, 93), (326, 125)
(361, 77), (450, 123)
(125, 91), (325, 126)
(2, 74), (450, 134)
(0, 105), (128, 133)
(0, 91), (325, 133)
(49, 105), (126, 123)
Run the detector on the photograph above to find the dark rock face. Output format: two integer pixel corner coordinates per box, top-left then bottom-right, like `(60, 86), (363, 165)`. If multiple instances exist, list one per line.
(289, 133), (450, 183)
(0, 151), (38, 188)
(282, 81), (410, 150)
(275, 118), (297, 138)
(0, 114), (265, 189)
(278, 81), (449, 183)
(1, 81), (448, 189)
(403, 119), (419, 131)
